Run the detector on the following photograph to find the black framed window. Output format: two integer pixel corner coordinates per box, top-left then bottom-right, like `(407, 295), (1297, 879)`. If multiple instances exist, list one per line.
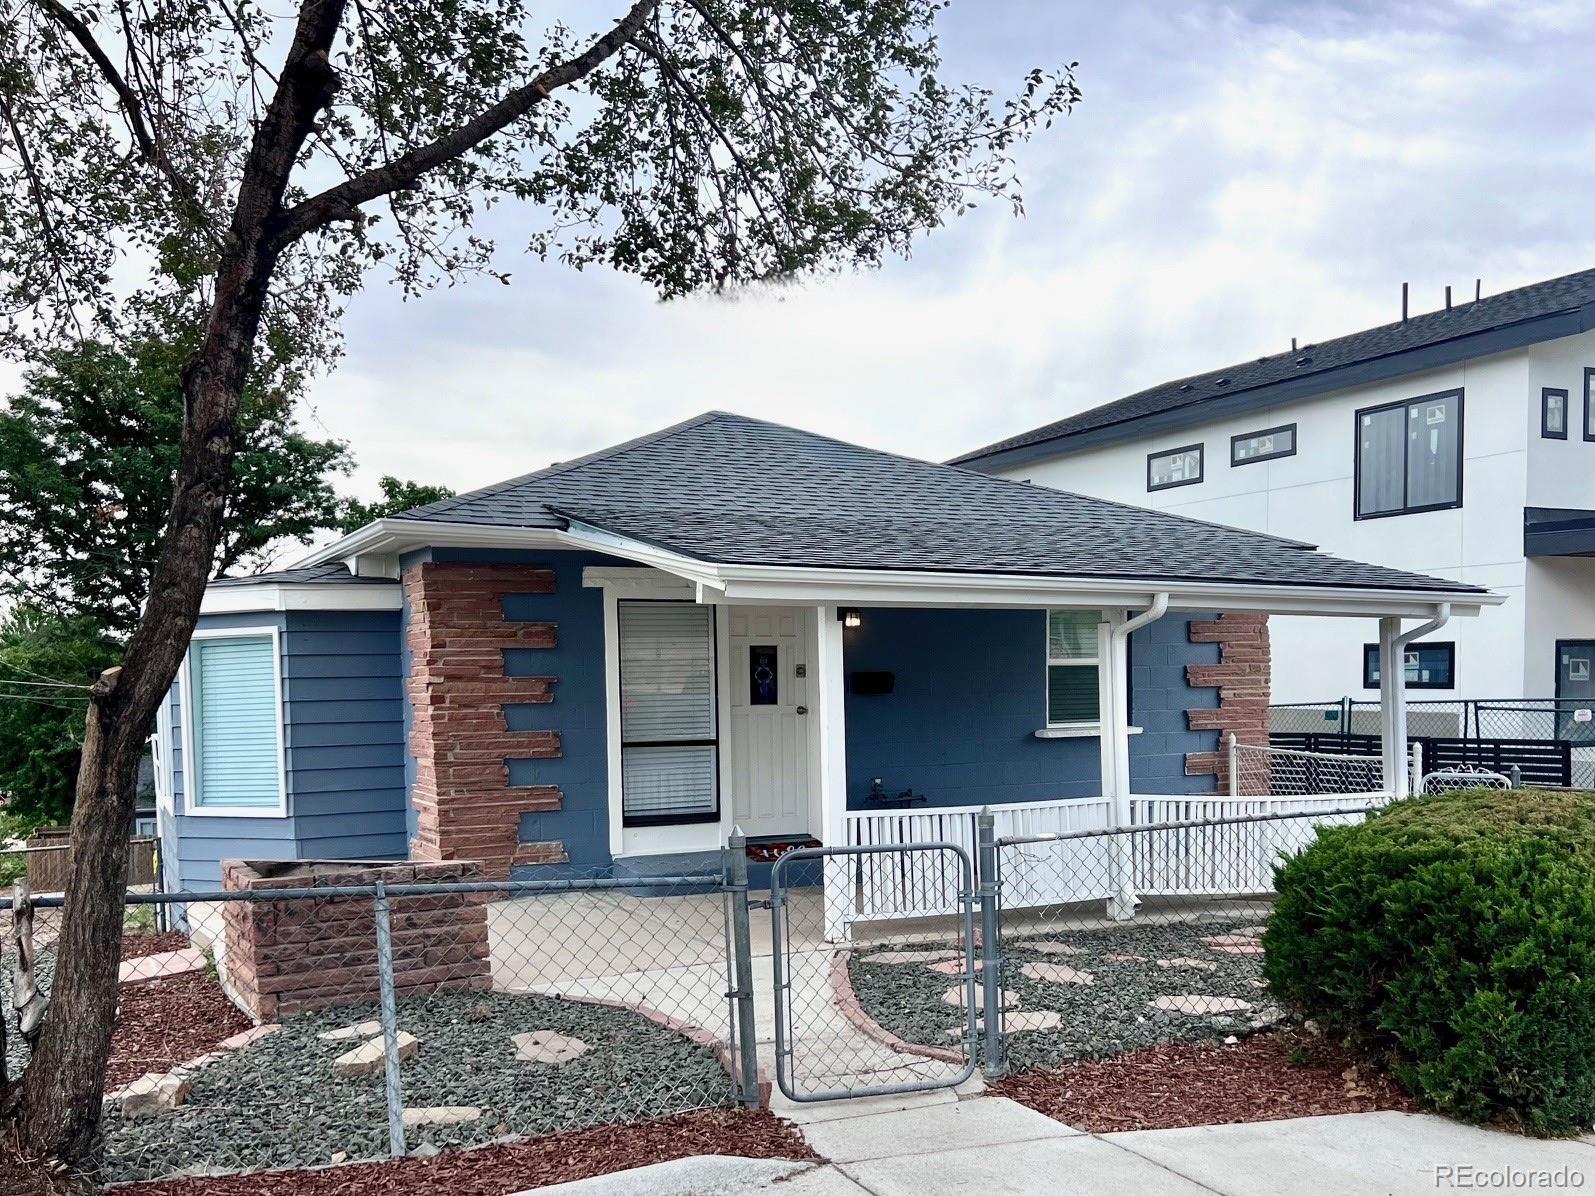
(1363, 641), (1456, 690)
(618, 600), (719, 825)
(1231, 424), (1296, 466)
(1584, 368), (1595, 442)
(1354, 389), (1463, 519)
(1147, 443), (1203, 492)
(1543, 387), (1569, 439)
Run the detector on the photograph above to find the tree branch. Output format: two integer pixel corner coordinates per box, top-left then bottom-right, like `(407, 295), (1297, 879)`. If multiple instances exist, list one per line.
(34, 0), (206, 223)
(0, 91), (85, 339)
(271, 0), (660, 248)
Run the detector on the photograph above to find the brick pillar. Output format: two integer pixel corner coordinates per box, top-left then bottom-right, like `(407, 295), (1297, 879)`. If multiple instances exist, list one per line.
(1181, 613), (1272, 793)
(405, 563), (570, 879)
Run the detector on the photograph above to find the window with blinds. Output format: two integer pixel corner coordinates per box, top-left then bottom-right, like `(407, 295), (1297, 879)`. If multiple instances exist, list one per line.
(1046, 609), (1102, 726)
(189, 634), (283, 811)
(618, 601), (719, 824)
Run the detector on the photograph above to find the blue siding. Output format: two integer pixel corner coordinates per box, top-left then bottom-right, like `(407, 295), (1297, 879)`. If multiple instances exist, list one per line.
(400, 548), (617, 875)
(168, 608), (406, 889)
(842, 608), (1220, 810)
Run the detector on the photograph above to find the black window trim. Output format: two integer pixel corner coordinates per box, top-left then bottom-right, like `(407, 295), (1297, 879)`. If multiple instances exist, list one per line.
(1542, 386), (1569, 440)
(1146, 442), (1204, 492)
(1230, 423), (1297, 467)
(1353, 388), (1465, 521)
(1362, 640), (1457, 691)
(1584, 368), (1595, 443)
(617, 597), (722, 828)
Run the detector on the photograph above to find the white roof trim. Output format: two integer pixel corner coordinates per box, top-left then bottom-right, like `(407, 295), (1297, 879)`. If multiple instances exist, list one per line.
(291, 516), (1503, 620)
(200, 583), (403, 615)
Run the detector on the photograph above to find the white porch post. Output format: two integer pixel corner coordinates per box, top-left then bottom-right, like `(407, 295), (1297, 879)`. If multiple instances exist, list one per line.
(815, 604), (853, 940)
(1378, 615), (1409, 800)
(1099, 613), (1136, 921)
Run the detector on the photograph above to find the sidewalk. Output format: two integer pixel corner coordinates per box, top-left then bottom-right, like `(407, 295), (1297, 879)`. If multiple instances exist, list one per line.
(521, 1091), (1595, 1196)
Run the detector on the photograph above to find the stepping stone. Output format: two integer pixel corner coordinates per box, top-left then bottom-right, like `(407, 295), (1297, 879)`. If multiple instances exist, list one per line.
(1106, 953), (1148, 963)
(403, 1106), (482, 1129)
(860, 949), (958, 965)
(925, 958), (989, 976)
(513, 1030), (589, 1064)
(1026, 942), (1082, 956)
(1236, 925), (1268, 936)
(946, 1009), (1063, 1041)
(119, 948), (208, 984)
(1156, 957), (1219, 972)
(319, 1020), (384, 1042)
(1201, 934), (1260, 948)
(333, 1031), (418, 1078)
(215, 1024), (280, 1052)
(119, 1072), (191, 1118)
(1020, 962), (1094, 985)
(942, 985), (1022, 1010)
(1209, 943), (1265, 956)
(1152, 995), (1252, 1015)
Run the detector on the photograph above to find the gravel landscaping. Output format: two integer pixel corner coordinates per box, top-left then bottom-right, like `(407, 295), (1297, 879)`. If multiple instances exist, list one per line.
(848, 917), (1280, 1073)
(100, 988), (737, 1184)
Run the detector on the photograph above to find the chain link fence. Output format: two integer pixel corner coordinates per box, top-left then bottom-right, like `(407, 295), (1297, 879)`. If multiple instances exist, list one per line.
(3, 862), (753, 1185)
(987, 806), (1371, 1075)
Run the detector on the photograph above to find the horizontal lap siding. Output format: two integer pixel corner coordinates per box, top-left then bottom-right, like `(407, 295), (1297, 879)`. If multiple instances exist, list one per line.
(283, 609), (407, 861)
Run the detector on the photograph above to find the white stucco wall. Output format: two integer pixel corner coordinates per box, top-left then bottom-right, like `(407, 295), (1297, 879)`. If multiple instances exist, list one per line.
(996, 328), (1595, 704)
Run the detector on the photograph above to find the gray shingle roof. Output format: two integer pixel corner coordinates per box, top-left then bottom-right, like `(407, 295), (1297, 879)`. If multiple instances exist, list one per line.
(953, 266), (1595, 467)
(210, 561), (397, 588)
(394, 412), (1483, 595)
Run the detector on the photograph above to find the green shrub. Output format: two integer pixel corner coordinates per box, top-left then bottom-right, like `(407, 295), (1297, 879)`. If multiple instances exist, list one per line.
(1263, 788), (1595, 1135)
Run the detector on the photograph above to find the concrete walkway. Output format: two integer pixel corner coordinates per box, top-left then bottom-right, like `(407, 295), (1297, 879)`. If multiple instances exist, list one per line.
(517, 1091), (1595, 1196)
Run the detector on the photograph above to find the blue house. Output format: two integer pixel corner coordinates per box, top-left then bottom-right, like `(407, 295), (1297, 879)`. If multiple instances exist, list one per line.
(150, 412), (1500, 929)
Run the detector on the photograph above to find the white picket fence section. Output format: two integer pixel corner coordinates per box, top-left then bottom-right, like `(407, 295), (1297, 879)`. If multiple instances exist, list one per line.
(839, 791), (1389, 923)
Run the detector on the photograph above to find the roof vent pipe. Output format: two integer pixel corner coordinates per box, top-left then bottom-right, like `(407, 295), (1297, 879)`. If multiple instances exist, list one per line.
(1401, 282), (1409, 322)
(1445, 285), (1452, 310)
(1475, 278), (1482, 302)
(1291, 337), (1297, 352)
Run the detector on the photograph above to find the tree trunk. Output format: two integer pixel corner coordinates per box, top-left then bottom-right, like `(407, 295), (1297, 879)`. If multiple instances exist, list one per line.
(7, 0), (348, 1159)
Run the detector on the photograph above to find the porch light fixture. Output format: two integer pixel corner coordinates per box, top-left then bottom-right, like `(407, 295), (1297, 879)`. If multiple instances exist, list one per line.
(839, 607), (862, 629)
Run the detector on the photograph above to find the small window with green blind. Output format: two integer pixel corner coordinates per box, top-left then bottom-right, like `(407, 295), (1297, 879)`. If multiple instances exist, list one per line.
(1046, 610), (1102, 726)
(186, 631), (285, 815)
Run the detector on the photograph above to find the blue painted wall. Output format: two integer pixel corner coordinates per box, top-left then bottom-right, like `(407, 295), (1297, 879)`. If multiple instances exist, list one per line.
(841, 608), (1219, 810)
(398, 547), (616, 877)
(167, 607), (406, 889)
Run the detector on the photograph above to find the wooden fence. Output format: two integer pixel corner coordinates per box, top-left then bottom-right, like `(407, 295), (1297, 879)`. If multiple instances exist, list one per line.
(22, 830), (157, 893)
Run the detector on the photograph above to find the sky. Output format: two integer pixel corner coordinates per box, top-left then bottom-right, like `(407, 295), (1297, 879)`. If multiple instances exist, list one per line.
(223, 1), (1595, 499)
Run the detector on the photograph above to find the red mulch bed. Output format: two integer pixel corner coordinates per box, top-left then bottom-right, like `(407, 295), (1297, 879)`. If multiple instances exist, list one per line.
(0, 1143), (80, 1196)
(120, 932), (191, 961)
(107, 971), (252, 1090)
(110, 1109), (816, 1196)
(994, 1030), (1420, 1132)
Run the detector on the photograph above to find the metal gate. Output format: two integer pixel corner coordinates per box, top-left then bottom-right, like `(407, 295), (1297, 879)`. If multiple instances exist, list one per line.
(769, 842), (981, 1102)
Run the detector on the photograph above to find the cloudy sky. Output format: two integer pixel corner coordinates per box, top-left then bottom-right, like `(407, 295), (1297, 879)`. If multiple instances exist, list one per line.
(308, 0), (1595, 500)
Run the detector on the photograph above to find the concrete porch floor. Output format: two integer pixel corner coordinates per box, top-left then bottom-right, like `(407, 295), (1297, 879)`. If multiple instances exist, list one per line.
(486, 886), (970, 1099)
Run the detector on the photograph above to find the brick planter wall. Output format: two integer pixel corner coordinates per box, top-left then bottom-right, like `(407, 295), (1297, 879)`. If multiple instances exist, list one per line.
(404, 562), (569, 879)
(1182, 613), (1272, 792)
(221, 859), (490, 1022)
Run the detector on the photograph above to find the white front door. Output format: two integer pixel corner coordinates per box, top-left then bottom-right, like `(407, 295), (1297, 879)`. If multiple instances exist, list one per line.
(727, 607), (815, 838)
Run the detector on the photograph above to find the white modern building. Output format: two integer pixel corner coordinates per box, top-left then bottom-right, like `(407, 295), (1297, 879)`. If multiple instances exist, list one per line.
(955, 268), (1595, 713)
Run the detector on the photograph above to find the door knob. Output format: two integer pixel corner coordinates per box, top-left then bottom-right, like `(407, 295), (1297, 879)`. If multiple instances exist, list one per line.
(796, 705), (808, 715)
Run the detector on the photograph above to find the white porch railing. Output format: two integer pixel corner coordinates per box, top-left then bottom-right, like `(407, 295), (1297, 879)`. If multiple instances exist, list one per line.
(838, 790), (1390, 923)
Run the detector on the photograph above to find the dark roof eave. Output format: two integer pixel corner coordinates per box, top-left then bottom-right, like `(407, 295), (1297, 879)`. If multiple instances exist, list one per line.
(956, 303), (1594, 473)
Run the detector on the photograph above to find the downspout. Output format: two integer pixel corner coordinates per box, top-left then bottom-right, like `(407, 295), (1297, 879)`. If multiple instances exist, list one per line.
(1385, 603), (1451, 798)
(1105, 592), (1169, 920)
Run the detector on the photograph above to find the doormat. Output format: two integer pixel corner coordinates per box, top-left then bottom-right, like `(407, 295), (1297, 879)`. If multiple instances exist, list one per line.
(745, 838), (821, 864)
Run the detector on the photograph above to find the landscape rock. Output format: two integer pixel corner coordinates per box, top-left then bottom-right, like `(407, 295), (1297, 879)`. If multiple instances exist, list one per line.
(119, 1072), (192, 1118)
(1152, 995), (1252, 1015)
(319, 1020), (384, 1042)
(1156, 957), (1219, 972)
(1020, 962), (1094, 985)
(512, 1029), (589, 1064)
(402, 1106), (482, 1129)
(941, 984), (1022, 1010)
(333, 1030), (418, 1078)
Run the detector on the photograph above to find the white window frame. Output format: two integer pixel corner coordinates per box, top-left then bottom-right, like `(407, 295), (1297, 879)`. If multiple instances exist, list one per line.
(1044, 608), (1104, 733)
(178, 624), (288, 819)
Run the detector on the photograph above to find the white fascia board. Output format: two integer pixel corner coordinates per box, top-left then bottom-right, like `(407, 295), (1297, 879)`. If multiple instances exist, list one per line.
(707, 565), (1503, 619)
(200, 584), (403, 615)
